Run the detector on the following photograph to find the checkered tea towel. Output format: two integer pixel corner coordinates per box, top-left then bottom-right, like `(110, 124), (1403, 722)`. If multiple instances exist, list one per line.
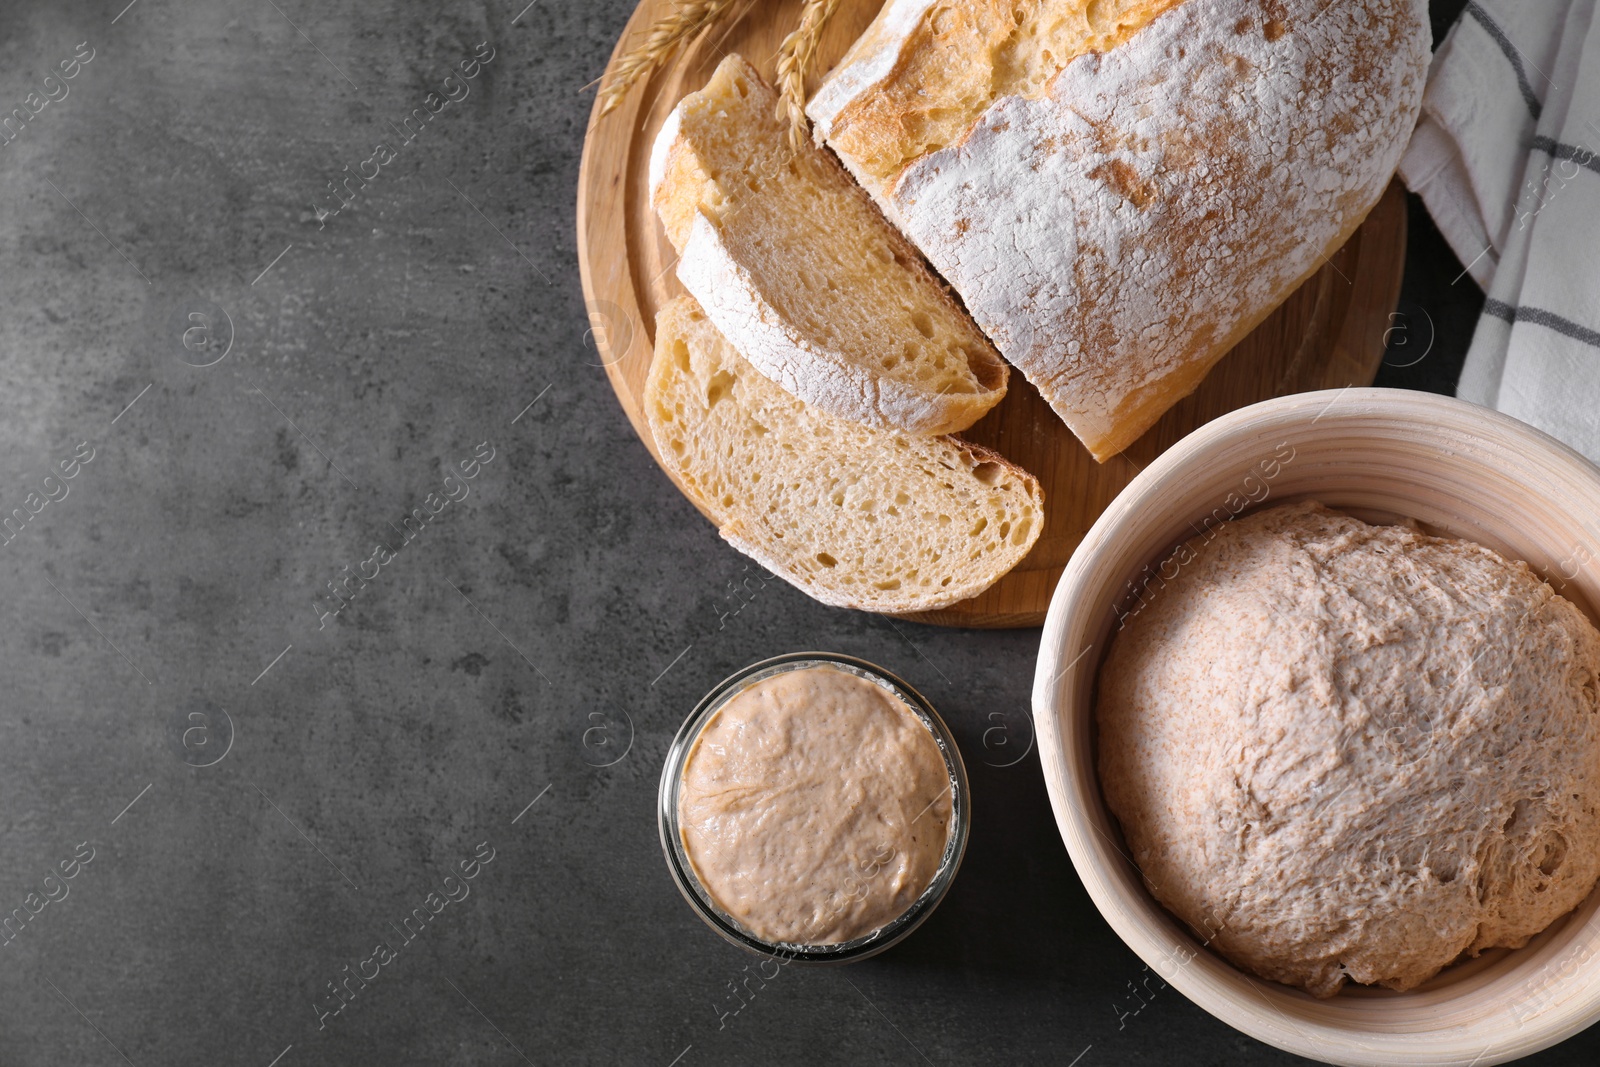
(1399, 0), (1600, 460)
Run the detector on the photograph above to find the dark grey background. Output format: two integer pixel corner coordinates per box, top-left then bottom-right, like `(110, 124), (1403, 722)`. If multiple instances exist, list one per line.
(0, 0), (1578, 1065)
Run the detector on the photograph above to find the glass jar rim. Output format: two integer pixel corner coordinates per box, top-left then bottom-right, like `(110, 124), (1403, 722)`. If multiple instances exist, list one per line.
(657, 652), (971, 964)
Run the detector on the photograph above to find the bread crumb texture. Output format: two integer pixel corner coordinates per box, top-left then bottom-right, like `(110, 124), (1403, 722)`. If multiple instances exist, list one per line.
(812, 0), (1430, 458)
(653, 55), (1007, 435)
(1097, 501), (1600, 997)
(645, 297), (1042, 613)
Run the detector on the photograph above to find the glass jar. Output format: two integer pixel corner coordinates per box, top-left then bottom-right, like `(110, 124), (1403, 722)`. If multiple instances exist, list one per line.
(658, 652), (970, 963)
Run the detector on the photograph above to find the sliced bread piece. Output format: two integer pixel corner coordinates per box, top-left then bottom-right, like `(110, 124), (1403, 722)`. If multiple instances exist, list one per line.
(808, 0), (1430, 460)
(646, 296), (1042, 613)
(649, 54), (1008, 437)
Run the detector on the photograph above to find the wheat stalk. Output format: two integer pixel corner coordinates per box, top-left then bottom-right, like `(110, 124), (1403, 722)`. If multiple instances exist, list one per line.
(775, 0), (843, 150)
(598, 0), (738, 118)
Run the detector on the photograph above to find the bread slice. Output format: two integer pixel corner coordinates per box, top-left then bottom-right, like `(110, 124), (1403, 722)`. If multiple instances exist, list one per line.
(649, 54), (1008, 437)
(645, 297), (1042, 613)
(808, 0), (1430, 460)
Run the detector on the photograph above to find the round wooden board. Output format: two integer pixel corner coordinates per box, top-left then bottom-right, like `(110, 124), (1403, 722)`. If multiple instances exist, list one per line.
(576, 0), (1409, 629)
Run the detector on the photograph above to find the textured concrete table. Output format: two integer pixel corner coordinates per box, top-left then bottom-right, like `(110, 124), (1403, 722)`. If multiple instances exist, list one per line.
(0, 0), (1578, 1065)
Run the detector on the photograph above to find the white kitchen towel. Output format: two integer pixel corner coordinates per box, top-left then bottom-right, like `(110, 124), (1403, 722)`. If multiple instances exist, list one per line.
(1399, 0), (1600, 461)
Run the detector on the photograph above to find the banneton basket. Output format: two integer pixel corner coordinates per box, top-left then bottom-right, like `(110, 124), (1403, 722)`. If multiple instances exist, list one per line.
(1033, 389), (1600, 1066)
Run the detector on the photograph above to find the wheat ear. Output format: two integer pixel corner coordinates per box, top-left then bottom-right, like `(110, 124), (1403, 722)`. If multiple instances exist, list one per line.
(775, 0), (843, 150)
(599, 0), (737, 118)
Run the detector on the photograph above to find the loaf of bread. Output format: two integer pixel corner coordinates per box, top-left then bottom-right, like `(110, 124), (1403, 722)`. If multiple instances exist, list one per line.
(1098, 502), (1600, 997)
(651, 55), (1009, 436)
(645, 296), (1042, 613)
(808, 0), (1430, 460)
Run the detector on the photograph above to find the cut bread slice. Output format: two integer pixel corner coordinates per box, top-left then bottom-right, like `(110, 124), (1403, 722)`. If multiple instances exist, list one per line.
(645, 296), (1042, 614)
(649, 54), (1008, 437)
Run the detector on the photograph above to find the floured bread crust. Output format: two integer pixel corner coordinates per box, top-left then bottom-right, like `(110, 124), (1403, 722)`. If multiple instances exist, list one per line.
(1097, 502), (1600, 997)
(810, 0), (1431, 460)
(810, 0), (1190, 199)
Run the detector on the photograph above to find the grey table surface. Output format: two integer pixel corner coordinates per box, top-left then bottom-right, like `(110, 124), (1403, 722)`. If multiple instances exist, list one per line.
(0, 0), (1581, 1064)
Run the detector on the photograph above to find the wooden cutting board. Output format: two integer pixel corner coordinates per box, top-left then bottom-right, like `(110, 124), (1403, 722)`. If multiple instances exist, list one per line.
(576, 0), (1408, 629)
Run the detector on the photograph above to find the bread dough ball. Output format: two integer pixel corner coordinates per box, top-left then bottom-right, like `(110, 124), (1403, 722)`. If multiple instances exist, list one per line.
(1097, 501), (1600, 996)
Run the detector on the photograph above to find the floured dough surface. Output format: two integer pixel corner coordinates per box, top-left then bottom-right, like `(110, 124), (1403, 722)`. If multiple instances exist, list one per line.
(1097, 501), (1600, 997)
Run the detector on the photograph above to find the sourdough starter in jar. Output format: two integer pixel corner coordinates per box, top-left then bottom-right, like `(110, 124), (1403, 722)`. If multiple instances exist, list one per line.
(678, 666), (952, 945)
